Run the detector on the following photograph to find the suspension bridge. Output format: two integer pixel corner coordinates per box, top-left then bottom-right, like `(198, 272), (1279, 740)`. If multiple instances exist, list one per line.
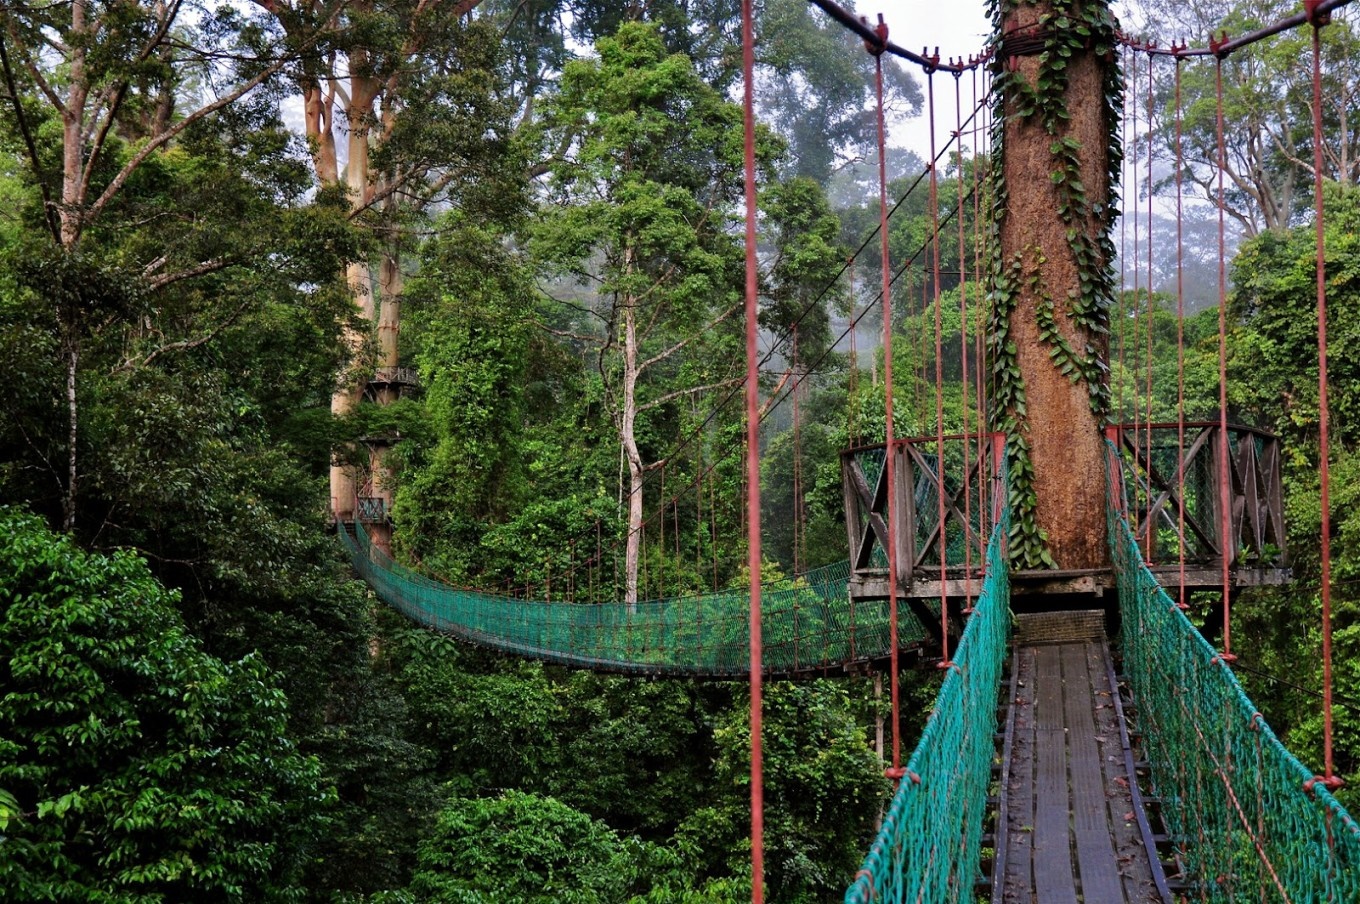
(336, 0), (1360, 900)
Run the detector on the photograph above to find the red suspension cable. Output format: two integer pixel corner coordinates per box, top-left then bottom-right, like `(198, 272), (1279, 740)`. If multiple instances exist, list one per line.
(1130, 50), (1145, 551)
(1174, 55), (1189, 611)
(1214, 54), (1236, 662)
(792, 328), (805, 575)
(848, 255), (860, 444)
(1144, 52), (1156, 563)
(866, 17), (904, 778)
(739, 0), (765, 895)
(954, 68), (975, 613)
(1118, 43), (1131, 424)
(971, 65), (989, 542)
(1307, 2), (1341, 791)
(928, 65), (952, 667)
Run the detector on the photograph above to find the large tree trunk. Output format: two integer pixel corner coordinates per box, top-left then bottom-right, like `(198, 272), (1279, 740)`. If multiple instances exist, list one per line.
(56, 0), (90, 530)
(365, 251), (404, 554)
(377, 252), (403, 403)
(328, 65), (381, 522)
(998, 0), (1115, 571)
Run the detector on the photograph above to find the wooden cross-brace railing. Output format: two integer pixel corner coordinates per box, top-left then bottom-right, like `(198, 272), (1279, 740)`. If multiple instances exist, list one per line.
(1105, 422), (1287, 574)
(841, 434), (1005, 637)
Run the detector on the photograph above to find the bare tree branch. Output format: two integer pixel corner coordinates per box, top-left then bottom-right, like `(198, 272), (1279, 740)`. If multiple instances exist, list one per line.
(83, 49), (303, 235)
(638, 301), (740, 373)
(0, 28), (61, 241)
(113, 296), (251, 373)
(638, 376), (742, 413)
(146, 257), (230, 290)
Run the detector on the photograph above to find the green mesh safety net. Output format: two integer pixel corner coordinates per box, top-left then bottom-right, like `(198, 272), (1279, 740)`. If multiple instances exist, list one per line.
(843, 508), (1012, 904)
(1108, 441), (1360, 900)
(339, 520), (932, 676)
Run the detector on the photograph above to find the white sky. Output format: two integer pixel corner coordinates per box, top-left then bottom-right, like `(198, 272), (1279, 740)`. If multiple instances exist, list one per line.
(876, 1), (1141, 160)
(873, 0), (993, 159)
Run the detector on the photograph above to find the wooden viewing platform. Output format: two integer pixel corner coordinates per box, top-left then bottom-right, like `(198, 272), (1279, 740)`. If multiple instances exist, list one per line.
(992, 612), (1173, 904)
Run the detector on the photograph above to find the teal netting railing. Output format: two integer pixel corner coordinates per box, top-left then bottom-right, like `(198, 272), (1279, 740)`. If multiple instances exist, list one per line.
(339, 521), (932, 676)
(843, 509), (1012, 904)
(1108, 442), (1360, 900)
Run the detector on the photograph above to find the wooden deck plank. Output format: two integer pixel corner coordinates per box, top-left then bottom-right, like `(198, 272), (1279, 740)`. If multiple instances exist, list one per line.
(997, 638), (1171, 904)
(1062, 643), (1125, 901)
(1032, 645), (1079, 904)
(1092, 642), (1168, 904)
(1001, 647), (1036, 902)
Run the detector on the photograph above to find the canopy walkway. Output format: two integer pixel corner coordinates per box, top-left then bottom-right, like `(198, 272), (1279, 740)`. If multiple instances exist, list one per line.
(340, 519), (932, 677)
(335, 0), (1360, 897)
(340, 440), (1360, 900)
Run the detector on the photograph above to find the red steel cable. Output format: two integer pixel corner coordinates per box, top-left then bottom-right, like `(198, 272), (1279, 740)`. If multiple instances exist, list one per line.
(711, 469), (719, 592)
(694, 430), (702, 588)
(971, 64), (989, 543)
(1145, 52), (1156, 563)
(917, 267), (928, 428)
(1118, 43), (1131, 424)
(1174, 56), (1189, 611)
(928, 66), (951, 665)
(659, 465), (666, 597)
(1214, 55), (1235, 662)
(673, 486), (681, 577)
(955, 68), (975, 612)
(867, 17), (904, 776)
(1307, 3), (1341, 790)
(739, 0), (765, 895)
(793, 327), (804, 575)
(1131, 51), (1144, 551)
(849, 255), (860, 444)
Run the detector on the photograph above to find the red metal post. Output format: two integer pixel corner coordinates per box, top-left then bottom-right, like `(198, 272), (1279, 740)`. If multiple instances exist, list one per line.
(867, 16), (903, 776)
(1214, 55), (1236, 662)
(739, 0), (765, 895)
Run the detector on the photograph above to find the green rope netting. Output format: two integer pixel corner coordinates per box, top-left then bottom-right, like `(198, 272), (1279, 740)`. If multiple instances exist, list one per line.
(339, 520), (932, 676)
(843, 509), (1012, 904)
(1108, 442), (1360, 900)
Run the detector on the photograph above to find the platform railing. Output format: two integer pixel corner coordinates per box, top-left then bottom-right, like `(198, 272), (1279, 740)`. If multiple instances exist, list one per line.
(1104, 422), (1286, 570)
(841, 433), (1005, 597)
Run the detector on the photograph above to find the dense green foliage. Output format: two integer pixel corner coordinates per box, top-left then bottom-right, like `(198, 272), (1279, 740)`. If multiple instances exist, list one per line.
(0, 508), (327, 900)
(1217, 183), (1360, 808)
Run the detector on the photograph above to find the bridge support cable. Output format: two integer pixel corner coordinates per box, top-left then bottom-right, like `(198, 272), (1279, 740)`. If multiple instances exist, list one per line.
(1173, 55), (1189, 611)
(955, 67), (976, 615)
(739, 0), (764, 896)
(1143, 51), (1156, 565)
(1212, 54), (1236, 663)
(863, 15), (905, 779)
(1306, 0), (1342, 794)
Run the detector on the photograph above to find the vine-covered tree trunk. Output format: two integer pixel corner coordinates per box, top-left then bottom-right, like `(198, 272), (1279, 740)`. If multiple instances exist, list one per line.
(992, 0), (1121, 570)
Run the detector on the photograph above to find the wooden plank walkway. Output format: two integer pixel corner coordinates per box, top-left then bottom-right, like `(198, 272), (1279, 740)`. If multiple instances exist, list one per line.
(995, 638), (1170, 903)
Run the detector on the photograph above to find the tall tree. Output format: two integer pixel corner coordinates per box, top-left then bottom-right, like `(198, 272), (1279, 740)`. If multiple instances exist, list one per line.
(1130, 0), (1360, 234)
(0, 0), (319, 531)
(534, 22), (775, 606)
(251, 0), (517, 525)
